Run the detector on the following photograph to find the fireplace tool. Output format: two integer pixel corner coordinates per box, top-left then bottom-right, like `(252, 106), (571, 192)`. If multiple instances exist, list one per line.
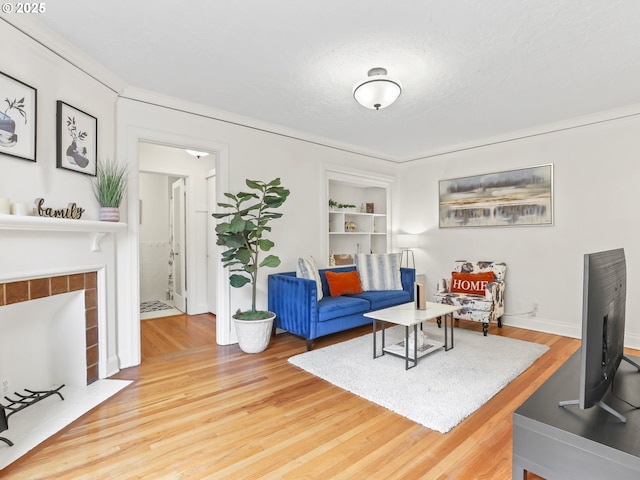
(0, 385), (65, 447)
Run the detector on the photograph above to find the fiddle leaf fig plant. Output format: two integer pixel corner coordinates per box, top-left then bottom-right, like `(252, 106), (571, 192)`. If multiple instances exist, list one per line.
(213, 178), (290, 320)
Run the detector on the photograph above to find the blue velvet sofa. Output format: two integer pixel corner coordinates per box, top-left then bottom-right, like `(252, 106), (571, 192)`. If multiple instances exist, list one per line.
(268, 266), (415, 350)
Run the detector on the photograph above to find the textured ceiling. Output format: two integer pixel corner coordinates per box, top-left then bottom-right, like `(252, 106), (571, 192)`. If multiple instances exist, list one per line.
(32, 1), (640, 162)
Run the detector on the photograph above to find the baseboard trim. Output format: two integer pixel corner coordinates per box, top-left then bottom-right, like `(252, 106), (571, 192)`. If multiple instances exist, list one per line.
(503, 315), (640, 350)
(106, 355), (120, 378)
(503, 315), (579, 339)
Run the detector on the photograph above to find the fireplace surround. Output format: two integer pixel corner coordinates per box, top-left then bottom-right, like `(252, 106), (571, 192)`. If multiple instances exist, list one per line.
(0, 271), (99, 385)
(0, 215), (131, 467)
(0, 214), (128, 381)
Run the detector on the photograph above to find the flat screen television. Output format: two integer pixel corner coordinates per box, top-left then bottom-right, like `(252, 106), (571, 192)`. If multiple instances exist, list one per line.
(559, 248), (640, 422)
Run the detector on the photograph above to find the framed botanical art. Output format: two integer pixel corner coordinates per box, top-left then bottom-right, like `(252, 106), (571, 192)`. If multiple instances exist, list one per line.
(439, 164), (553, 228)
(56, 100), (97, 176)
(0, 71), (37, 162)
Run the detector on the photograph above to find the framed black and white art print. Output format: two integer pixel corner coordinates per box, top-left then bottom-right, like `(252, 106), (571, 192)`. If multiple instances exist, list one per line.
(0, 71), (37, 162)
(56, 101), (97, 176)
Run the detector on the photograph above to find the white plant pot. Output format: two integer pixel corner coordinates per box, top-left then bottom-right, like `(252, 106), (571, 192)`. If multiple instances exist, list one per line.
(233, 312), (275, 354)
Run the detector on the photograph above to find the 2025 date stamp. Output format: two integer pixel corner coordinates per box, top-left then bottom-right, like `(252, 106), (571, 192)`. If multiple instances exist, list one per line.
(2, 3), (46, 14)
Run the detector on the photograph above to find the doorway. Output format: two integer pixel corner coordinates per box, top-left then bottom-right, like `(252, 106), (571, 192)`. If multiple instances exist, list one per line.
(139, 171), (185, 319)
(137, 142), (217, 321)
(116, 120), (231, 370)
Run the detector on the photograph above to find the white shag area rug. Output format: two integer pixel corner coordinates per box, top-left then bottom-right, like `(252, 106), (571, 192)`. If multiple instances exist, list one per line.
(289, 323), (549, 433)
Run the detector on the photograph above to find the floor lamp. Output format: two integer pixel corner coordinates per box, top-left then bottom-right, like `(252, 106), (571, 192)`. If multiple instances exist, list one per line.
(397, 234), (419, 269)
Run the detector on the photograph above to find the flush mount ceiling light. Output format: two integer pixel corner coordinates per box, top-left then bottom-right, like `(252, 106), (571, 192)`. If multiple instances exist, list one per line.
(186, 149), (209, 159)
(353, 67), (402, 110)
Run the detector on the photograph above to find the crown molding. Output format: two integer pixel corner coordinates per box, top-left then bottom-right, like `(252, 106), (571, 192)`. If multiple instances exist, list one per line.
(2, 15), (127, 95)
(400, 102), (640, 165)
(7, 15), (640, 166)
(120, 86), (400, 163)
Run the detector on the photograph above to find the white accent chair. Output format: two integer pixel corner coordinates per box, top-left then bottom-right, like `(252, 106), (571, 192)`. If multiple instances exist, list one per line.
(433, 260), (506, 336)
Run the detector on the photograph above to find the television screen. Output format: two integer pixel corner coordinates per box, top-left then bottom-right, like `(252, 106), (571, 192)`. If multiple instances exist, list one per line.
(579, 248), (627, 410)
(559, 248), (635, 422)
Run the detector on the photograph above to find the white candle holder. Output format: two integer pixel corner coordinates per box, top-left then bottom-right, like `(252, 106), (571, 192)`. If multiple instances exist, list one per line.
(10, 202), (29, 216)
(0, 197), (10, 215)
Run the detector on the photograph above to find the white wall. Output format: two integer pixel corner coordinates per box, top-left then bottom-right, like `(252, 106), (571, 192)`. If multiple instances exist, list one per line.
(1, 19), (122, 375)
(139, 172), (171, 243)
(395, 112), (640, 348)
(115, 93), (397, 362)
(139, 172), (171, 302)
(0, 19), (117, 218)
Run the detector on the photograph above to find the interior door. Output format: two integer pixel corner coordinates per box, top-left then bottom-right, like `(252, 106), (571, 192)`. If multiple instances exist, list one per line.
(171, 178), (187, 312)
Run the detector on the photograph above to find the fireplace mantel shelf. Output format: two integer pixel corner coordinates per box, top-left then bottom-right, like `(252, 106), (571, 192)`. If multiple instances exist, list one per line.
(0, 215), (127, 251)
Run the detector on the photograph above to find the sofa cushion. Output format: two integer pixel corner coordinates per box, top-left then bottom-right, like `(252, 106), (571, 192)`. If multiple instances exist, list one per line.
(355, 253), (403, 291)
(325, 270), (363, 297)
(318, 295), (370, 322)
(349, 290), (411, 310)
(319, 266), (356, 297)
(297, 256), (323, 301)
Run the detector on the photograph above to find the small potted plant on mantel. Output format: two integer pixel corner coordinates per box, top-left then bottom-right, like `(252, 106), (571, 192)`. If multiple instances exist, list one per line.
(213, 178), (290, 353)
(92, 158), (127, 222)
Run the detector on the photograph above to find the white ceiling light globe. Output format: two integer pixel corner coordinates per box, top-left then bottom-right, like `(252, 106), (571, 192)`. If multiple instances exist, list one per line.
(353, 67), (402, 110)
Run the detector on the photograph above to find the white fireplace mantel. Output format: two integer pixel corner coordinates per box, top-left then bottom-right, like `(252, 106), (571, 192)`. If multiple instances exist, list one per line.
(0, 215), (127, 251)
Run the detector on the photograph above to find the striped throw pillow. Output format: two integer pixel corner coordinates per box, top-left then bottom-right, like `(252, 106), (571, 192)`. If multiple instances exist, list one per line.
(355, 253), (403, 291)
(296, 256), (323, 301)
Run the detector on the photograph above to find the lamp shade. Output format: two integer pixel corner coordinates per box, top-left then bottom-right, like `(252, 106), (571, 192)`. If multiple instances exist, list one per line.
(397, 234), (419, 248)
(353, 67), (401, 110)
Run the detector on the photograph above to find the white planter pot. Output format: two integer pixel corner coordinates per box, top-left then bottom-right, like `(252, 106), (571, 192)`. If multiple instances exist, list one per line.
(233, 312), (275, 354)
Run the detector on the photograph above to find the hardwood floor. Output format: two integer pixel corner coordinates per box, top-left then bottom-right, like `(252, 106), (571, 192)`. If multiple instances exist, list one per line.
(3, 315), (637, 479)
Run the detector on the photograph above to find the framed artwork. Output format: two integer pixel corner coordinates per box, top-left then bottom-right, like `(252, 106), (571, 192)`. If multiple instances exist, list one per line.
(56, 100), (97, 176)
(0, 71), (37, 162)
(439, 164), (553, 228)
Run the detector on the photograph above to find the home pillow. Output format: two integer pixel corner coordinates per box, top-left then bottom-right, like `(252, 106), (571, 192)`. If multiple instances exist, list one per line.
(355, 253), (403, 291)
(450, 271), (494, 296)
(325, 270), (363, 297)
(296, 256), (323, 301)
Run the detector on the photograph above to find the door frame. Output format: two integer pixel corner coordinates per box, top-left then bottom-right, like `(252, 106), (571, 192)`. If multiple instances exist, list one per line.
(170, 177), (187, 312)
(117, 126), (231, 369)
(205, 169), (217, 314)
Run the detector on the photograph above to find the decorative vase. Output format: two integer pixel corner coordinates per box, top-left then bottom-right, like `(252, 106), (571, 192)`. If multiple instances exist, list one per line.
(233, 312), (275, 353)
(99, 207), (120, 222)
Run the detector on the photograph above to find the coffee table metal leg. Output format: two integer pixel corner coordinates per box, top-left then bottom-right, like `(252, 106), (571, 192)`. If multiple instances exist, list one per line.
(412, 324), (418, 368)
(374, 319), (386, 359)
(415, 324), (418, 356)
(451, 314), (454, 348)
(444, 313), (454, 351)
(373, 318), (377, 359)
(382, 320), (385, 353)
(405, 326), (409, 370)
(404, 324), (419, 370)
(444, 313), (449, 350)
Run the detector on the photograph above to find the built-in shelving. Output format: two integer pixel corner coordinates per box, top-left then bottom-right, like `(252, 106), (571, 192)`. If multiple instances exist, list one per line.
(327, 176), (390, 265)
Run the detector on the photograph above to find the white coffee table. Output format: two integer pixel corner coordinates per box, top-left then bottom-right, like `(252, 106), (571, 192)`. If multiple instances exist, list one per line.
(364, 302), (461, 370)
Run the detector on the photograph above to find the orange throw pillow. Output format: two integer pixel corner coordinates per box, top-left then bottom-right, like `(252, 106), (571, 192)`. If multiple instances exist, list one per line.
(450, 271), (494, 296)
(325, 270), (363, 297)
